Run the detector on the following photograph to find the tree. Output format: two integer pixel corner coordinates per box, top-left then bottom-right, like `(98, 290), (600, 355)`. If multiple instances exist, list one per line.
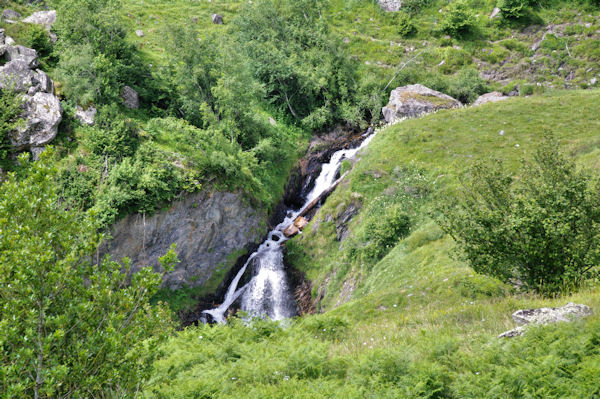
(439, 134), (600, 294)
(439, 0), (477, 37)
(0, 151), (174, 397)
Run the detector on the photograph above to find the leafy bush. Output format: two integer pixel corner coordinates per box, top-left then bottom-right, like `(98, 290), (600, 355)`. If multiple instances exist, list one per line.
(360, 205), (411, 261)
(0, 152), (173, 398)
(396, 12), (416, 37)
(439, 134), (600, 294)
(402, 0), (435, 14)
(439, 0), (477, 37)
(448, 68), (489, 103)
(497, 0), (531, 19)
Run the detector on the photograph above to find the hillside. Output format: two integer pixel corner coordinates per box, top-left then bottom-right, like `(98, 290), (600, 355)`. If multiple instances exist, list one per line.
(1, 0), (600, 397)
(147, 91), (600, 398)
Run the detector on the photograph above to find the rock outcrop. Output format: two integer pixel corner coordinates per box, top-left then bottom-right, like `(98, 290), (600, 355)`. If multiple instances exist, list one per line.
(121, 85), (139, 109)
(103, 191), (266, 290)
(0, 32), (62, 155)
(382, 84), (461, 123)
(498, 302), (593, 338)
(377, 0), (403, 12)
(472, 91), (509, 106)
(23, 10), (57, 31)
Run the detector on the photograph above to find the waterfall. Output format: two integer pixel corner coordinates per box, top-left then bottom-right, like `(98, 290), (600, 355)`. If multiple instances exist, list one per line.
(201, 128), (376, 324)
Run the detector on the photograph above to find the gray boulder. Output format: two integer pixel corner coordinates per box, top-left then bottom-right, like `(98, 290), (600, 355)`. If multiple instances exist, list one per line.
(498, 302), (592, 338)
(0, 29), (5, 46)
(9, 92), (62, 151)
(2, 9), (21, 22)
(121, 85), (139, 109)
(75, 105), (97, 126)
(103, 191), (265, 290)
(211, 13), (223, 24)
(377, 0), (403, 11)
(4, 45), (39, 68)
(22, 10), (56, 31)
(135, 30), (145, 37)
(490, 7), (501, 19)
(472, 91), (509, 106)
(0, 60), (53, 94)
(382, 84), (461, 123)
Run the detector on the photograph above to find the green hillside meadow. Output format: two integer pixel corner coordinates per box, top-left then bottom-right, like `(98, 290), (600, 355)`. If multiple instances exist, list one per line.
(147, 91), (600, 398)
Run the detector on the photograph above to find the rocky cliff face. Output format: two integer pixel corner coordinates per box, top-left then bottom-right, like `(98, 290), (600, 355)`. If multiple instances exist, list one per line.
(104, 191), (265, 290)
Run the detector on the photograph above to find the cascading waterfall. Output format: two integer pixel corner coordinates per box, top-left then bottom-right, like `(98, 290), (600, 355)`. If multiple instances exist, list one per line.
(202, 129), (377, 324)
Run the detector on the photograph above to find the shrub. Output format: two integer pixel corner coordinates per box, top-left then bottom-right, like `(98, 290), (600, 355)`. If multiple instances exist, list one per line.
(439, 134), (600, 294)
(396, 11), (416, 37)
(439, 0), (477, 37)
(497, 0), (531, 19)
(448, 68), (489, 104)
(402, 0), (435, 14)
(0, 89), (23, 163)
(362, 205), (411, 261)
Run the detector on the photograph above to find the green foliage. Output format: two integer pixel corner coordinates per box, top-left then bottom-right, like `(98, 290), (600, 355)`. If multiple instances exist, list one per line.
(447, 68), (489, 104)
(52, 0), (151, 106)
(234, 0), (363, 130)
(0, 89), (23, 163)
(3, 22), (54, 68)
(81, 105), (139, 158)
(360, 205), (411, 261)
(439, 134), (600, 294)
(439, 0), (477, 37)
(396, 11), (416, 37)
(402, 0), (435, 15)
(498, 0), (531, 19)
(0, 151), (173, 397)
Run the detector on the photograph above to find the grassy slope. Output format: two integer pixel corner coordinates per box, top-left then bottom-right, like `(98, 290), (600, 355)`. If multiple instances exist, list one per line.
(147, 91), (600, 397)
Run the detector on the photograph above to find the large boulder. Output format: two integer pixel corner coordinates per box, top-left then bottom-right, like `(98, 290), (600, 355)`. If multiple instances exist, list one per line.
(498, 302), (592, 338)
(3, 44), (39, 68)
(473, 91), (508, 106)
(377, 0), (403, 11)
(0, 60), (52, 93)
(2, 9), (21, 22)
(22, 10), (56, 31)
(121, 85), (139, 109)
(102, 191), (266, 290)
(9, 92), (62, 151)
(382, 84), (461, 123)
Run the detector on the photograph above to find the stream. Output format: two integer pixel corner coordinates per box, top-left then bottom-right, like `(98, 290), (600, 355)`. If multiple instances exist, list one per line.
(201, 129), (376, 324)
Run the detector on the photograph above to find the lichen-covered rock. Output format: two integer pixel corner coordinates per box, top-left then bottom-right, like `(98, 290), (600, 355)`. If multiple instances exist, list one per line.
(382, 84), (461, 122)
(103, 191), (266, 290)
(3, 45), (39, 68)
(121, 85), (139, 109)
(9, 92), (62, 151)
(473, 91), (508, 106)
(22, 10), (56, 30)
(498, 302), (593, 338)
(377, 0), (403, 11)
(75, 105), (97, 125)
(2, 9), (21, 22)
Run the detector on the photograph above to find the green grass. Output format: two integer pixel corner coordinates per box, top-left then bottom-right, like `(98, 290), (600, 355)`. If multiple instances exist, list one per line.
(146, 90), (600, 398)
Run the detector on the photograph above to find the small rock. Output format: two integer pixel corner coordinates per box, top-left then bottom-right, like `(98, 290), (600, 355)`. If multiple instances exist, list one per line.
(211, 13), (223, 24)
(269, 117), (277, 126)
(22, 10), (56, 31)
(121, 86), (139, 109)
(5, 36), (15, 45)
(343, 37), (350, 44)
(437, 60), (445, 67)
(376, 0), (402, 12)
(75, 105), (97, 126)
(2, 9), (22, 22)
(499, 130), (505, 136)
(472, 91), (509, 106)
(192, 17), (199, 23)
(135, 30), (145, 37)
(590, 77), (597, 86)
(490, 7), (500, 19)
